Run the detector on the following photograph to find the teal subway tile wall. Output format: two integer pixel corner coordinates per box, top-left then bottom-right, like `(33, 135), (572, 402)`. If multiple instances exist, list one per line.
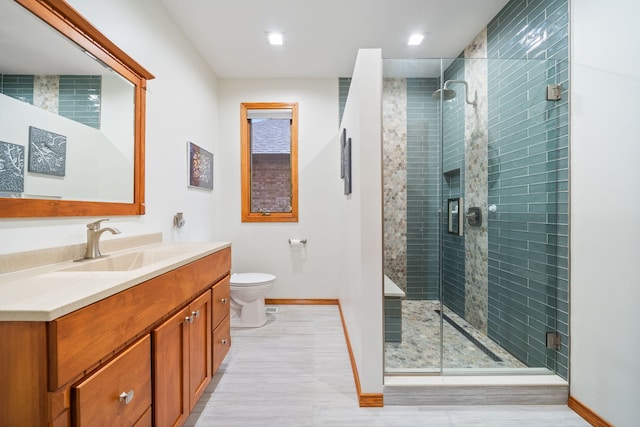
(406, 78), (440, 300)
(58, 75), (101, 129)
(0, 74), (34, 104)
(338, 77), (351, 124)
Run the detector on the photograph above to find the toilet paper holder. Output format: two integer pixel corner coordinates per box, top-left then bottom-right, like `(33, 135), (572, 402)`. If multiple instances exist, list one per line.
(288, 238), (307, 245)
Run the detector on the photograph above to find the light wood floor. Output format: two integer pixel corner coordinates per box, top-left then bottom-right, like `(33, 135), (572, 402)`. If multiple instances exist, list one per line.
(185, 305), (589, 426)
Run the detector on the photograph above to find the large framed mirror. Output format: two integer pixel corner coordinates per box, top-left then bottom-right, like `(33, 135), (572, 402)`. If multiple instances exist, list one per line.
(0, 0), (154, 217)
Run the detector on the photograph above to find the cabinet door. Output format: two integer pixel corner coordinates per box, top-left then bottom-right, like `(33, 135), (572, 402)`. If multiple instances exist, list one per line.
(188, 290), (212, 411)
(153, 307), (190, 427)
(72, 335), (151, 427)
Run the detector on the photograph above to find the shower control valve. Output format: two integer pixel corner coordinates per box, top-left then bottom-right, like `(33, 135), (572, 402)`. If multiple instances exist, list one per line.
(466, 207), (482, 226)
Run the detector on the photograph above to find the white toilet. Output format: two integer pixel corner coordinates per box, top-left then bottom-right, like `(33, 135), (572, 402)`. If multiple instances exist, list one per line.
(230, 273), (275, 327)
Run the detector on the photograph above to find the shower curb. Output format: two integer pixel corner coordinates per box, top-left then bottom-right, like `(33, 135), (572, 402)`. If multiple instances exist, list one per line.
(384, 376), (568, 405)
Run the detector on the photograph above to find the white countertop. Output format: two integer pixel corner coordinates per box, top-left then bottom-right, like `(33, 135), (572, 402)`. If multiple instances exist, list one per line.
(0, 241), (230, 322)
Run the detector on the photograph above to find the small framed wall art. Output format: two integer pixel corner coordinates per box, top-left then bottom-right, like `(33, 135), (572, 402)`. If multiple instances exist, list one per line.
(0, 141), (25, 193)
(343, 137), (352, 195)
(188, 141), (213, 190)
(340, 128), (346, 178)
(28, 126), (67, 176)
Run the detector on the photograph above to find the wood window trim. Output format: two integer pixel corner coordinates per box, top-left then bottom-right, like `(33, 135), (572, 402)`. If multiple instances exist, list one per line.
(240, 102), (298, 222)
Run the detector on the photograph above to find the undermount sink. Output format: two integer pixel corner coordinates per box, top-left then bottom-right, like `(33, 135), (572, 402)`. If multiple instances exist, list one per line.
(59, 249), (184, 272)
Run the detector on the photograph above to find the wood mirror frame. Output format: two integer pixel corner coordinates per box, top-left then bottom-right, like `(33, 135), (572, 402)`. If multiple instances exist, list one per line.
(0, 0), (154, 218)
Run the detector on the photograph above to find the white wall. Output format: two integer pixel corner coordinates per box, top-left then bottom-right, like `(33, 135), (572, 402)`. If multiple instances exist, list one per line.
(570, 1), (640, 425)
(0, 0), (221, 254)
(217, 78), (343, 297)
(337, 49), (384, 394)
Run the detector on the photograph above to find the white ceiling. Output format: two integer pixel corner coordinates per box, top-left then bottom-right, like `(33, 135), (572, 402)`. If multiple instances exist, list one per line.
(159, 0), (510, 79)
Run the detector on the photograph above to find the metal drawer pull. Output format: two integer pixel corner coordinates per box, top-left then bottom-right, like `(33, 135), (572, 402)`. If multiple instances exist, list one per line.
(191, 310), (200, 318)
(119, 390), (134, 404)
(220, 298), (227, 304)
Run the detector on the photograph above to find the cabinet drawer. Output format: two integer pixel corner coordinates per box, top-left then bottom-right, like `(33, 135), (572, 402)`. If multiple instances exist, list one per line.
(72, 335), (151, 427)
(212, 316), (230, 374)
(212, 276), (230, 329)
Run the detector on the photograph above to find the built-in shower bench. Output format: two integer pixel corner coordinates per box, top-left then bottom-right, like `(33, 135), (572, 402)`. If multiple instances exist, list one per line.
(384, 275), (406, 343)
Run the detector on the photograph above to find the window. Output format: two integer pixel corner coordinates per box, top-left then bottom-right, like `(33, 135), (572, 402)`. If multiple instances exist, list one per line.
(241, 102), (298, 222)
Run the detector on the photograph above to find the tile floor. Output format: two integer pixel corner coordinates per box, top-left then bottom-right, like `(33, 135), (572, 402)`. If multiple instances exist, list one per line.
(385, 300), (526, 371)
(185, 305), (588, 427)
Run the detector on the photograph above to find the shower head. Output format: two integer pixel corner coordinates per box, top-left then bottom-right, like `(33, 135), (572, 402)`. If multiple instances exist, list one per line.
(432, 88), (457, 101)
(432, 79), (477, 106)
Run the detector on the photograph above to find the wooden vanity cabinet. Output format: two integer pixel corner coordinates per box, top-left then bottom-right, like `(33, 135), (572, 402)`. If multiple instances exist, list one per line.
(0, 246), (231, 427)
(153, 290), (212, 427)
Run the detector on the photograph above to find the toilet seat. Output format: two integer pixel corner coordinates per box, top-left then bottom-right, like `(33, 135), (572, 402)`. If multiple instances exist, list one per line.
(231, 273), (275, 287)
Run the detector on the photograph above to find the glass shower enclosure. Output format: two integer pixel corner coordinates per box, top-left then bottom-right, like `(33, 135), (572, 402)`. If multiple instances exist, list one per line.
(382, 56), (569, 378)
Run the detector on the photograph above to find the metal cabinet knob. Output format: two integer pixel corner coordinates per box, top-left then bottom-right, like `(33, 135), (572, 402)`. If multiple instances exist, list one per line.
(220, 298), (227, 304)
(185, 315), (193, 324)
(191, 310), (200, 319)
(221, 339), (228, 345)
(119, 390), (134, 404)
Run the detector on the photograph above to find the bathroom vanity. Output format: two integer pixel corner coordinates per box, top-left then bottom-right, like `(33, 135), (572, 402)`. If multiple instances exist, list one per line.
(0, 240), (231, 427)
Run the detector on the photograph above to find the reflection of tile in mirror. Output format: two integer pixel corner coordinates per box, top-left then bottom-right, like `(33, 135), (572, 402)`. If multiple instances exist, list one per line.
(0, 141), (25, 193)
(27, 126), (67, 176)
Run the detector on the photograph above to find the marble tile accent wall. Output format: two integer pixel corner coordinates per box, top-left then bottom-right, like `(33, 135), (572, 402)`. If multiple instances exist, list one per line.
(463, 29), (489, 334)
(382, 78), (407, 291)
(33, 75), (59, 114)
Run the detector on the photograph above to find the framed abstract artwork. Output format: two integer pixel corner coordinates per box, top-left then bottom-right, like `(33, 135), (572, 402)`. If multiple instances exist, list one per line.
(188, 141), (213, 190)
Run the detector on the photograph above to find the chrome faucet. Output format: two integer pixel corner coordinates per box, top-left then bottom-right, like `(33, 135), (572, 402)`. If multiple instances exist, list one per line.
(84, 219), (121, 259)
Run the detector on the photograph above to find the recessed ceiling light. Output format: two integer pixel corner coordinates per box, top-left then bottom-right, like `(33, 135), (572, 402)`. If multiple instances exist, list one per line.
(268, 32), (284, 45)
(408, 34), (424, 46)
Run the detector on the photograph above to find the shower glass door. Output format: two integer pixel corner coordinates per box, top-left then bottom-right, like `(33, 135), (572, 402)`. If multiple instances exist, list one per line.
(381, 55), (569, 379)
(439, 57), (569, 377)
